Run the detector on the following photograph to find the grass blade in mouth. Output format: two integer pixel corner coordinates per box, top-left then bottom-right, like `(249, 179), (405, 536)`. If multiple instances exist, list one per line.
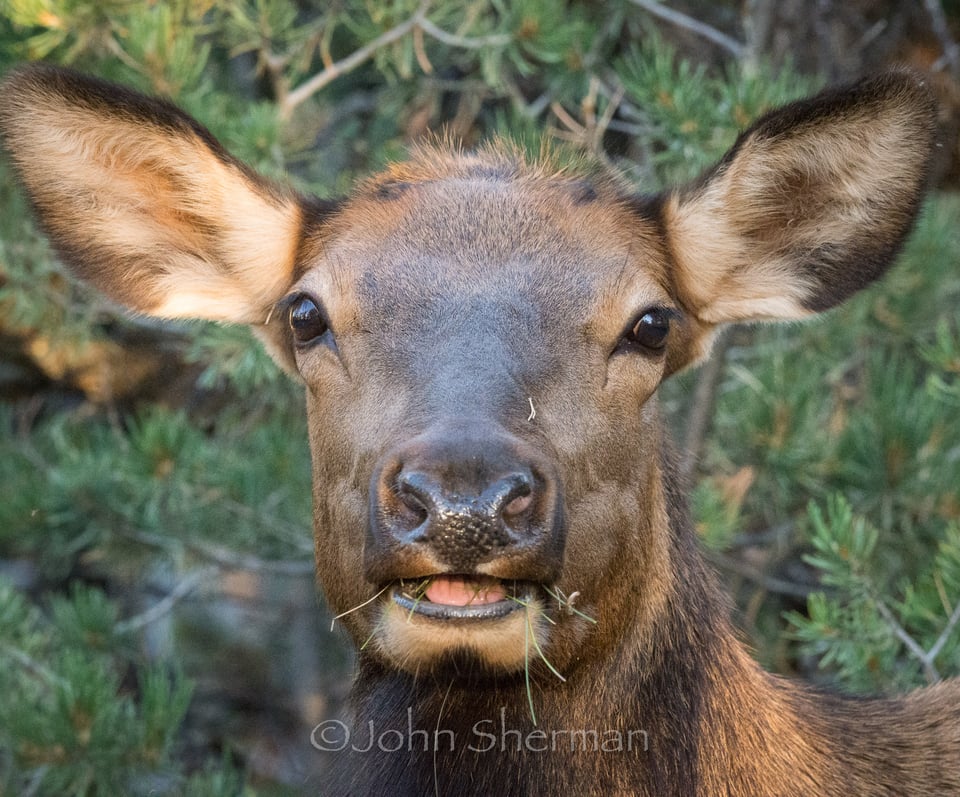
(330, 582), (392, 631)
(524, 607), (537, 726)
(543, 585), (597, 624)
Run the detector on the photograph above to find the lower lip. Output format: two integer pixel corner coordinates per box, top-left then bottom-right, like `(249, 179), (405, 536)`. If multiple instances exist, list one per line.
(390, 584), (535, 621)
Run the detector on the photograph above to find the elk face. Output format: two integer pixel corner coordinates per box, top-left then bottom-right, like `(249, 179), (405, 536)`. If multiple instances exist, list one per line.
(279, 158), (687, 676)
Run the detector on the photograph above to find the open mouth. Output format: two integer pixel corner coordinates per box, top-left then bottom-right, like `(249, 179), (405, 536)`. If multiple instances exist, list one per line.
(391, 575), (537, 621)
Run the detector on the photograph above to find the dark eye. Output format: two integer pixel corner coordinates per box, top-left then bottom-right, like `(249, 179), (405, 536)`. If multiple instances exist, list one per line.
(623, 308), (672, 352)
(288, 295), (329, 346)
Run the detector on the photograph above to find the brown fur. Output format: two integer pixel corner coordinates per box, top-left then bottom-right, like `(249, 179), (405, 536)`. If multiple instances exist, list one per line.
(1, 65), (955, 795)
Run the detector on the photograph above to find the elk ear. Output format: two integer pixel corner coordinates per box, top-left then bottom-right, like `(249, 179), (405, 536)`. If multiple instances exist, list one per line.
(663, 70), (937, 324)
(0, 64), (328, 324)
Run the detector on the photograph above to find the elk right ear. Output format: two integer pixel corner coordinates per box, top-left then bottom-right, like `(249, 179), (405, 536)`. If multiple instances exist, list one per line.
(663, 70), (937, 325)
(0, 64), (329, 325)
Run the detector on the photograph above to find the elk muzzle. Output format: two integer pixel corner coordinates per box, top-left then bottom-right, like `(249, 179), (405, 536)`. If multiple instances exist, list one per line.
(364, 428), (564, 584)
(366, 424), (565, 623)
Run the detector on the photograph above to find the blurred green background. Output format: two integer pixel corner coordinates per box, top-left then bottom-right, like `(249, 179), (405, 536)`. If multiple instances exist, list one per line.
(0, 1), (959, 793)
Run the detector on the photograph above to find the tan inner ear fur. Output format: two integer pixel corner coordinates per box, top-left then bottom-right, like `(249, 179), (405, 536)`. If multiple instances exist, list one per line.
(3, 88), (302, 323)
(665, 84), (932, 325)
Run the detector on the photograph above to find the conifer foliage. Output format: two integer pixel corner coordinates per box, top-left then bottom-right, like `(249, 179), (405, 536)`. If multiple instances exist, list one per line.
(0, 1), (958, 792)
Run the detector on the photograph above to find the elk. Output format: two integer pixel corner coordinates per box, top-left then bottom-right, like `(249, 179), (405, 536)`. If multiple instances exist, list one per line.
(2, 63), (958, 796)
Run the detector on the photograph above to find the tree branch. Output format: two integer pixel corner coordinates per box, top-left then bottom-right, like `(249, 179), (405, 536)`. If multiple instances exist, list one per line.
(924, 0), (960, 76)
(418, 17), (511, 50)
(278, 3), (515, 119)
(927, 597), (960, 665)
(874, 598), (941, 684)
(281, 2), (430, 118)
(626, 0), (746, 59)
(681, 327), (732, 483)
(707, 550), (814, 600)
(116, 566), (218, 635)
(121, 527), (315, 576)
(0, 641), (67, 690)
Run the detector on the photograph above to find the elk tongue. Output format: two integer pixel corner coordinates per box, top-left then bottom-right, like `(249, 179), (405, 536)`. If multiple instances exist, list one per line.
(425, 575), (507, 606)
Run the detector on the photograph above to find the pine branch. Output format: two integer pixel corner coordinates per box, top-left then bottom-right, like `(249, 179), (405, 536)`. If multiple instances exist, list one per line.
(0, 641), (67, 690)
(626, 0), (746, 58)
(116, 566), (217, 635)
(681, 327), (732, 483)
(418, 17), (511, 50)
(184, 540), (315, 575)
(924, 0), (960, 76)
(276, 2), (513, 120)
(707, 550), (813, 600)
(281, 1), (431, 118)
(122, 527), (315, 575)
(873, 598), (941, 684)
(927, 598), (960, 665)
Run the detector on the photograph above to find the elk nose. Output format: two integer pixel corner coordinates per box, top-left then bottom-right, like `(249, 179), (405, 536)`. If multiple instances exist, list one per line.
(395, 470), (535, 563)
(367, 436), (564, 582)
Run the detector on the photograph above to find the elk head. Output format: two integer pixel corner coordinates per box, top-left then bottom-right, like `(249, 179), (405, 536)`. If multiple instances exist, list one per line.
(0, 65), (936, 682)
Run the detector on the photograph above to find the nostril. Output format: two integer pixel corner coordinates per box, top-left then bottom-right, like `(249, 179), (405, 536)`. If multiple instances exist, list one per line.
(502, 487), (533, 518)
(394, 472), (431, 527)
(492, 474), (536, 526)
(398, 491), (429, 525)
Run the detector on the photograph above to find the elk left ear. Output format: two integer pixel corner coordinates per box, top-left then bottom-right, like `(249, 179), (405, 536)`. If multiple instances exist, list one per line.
(663, 70), (938, 325)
